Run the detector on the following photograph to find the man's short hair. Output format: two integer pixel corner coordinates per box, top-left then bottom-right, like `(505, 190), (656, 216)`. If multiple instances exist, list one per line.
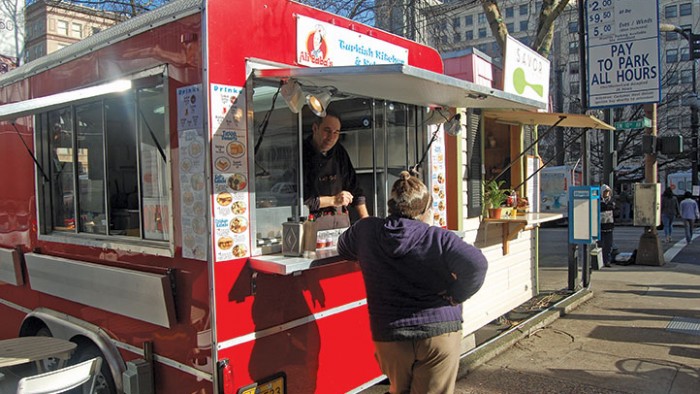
(314, 108), (342, 125)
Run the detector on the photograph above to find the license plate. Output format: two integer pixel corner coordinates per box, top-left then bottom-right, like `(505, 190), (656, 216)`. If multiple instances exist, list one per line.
(238, 375), (285, 394)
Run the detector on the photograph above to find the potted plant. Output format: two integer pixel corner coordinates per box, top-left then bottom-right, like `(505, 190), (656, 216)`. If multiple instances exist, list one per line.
(483, 179), (509, 219)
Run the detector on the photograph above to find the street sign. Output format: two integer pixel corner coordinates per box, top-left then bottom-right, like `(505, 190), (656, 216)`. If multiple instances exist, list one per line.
(585, 0), (661, 108)
(613, 117), (652, 129)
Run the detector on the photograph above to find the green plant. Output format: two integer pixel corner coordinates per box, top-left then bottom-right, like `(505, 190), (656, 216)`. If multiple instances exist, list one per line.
(483, 179), (509, 209)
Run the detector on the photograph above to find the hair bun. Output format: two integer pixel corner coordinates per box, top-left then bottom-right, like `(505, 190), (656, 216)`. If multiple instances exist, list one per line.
(399, 171), (411, 181)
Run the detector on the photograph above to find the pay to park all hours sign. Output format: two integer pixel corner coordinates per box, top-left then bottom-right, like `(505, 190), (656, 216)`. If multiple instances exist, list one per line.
(585, 0), (661, 108)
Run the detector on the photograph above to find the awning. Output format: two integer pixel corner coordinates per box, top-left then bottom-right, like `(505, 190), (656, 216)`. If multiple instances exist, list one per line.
(483, 110), (615, 130)
(255, 64), (545, 111)
(0, 79), (132, 122)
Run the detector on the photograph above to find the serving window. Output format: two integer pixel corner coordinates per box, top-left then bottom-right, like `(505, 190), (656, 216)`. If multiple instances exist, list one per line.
(35, 75), (171, 247)
(250, 78), (430, 255)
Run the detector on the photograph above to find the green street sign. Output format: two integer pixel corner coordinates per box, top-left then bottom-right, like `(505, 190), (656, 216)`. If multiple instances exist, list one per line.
(613, 118), (651, 130)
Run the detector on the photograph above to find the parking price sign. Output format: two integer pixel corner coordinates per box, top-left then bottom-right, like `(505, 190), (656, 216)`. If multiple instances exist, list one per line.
(585, 0), (661, 108)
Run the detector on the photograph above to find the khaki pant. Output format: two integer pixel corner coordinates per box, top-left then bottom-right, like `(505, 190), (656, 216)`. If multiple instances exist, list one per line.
(374, 331), (462, 394)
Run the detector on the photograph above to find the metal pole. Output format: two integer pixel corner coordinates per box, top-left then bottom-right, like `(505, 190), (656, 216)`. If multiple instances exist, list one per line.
(692, 58), (699, 193)
(576, 0), (589, 288)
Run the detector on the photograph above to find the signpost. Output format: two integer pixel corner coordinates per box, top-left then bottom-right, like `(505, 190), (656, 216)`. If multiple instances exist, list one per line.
(585, 0), (661, 108)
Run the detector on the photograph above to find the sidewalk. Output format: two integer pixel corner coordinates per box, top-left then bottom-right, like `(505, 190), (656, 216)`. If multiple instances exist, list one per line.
(453, 230), (700, 394)
(359, 230), (700, 394)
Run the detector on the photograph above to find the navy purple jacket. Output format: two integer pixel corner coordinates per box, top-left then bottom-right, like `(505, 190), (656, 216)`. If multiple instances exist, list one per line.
(337, 215), (488, 341)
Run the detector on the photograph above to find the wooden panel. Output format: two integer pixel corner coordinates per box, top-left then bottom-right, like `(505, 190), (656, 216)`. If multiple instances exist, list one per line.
(461, 230), (536, 335)
(25, 253), (175, 328)
(0, 247), (23, 286)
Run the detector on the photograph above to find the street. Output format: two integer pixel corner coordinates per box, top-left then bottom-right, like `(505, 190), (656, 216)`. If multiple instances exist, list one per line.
(537, 224), (695, 293)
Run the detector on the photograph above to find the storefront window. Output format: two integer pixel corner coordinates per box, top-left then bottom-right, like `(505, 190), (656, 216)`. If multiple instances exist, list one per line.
(38, 76), (170, 243)
(250, 79), (428, 255)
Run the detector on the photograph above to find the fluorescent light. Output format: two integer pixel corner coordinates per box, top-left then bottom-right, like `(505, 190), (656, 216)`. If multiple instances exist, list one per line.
(0, 79), (133, 122)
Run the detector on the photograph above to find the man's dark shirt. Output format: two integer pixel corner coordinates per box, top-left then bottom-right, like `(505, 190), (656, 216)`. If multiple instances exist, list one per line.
(303, 137), (365, 213)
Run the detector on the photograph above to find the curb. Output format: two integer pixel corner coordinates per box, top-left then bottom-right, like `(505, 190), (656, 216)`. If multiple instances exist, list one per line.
(457, 288), (594, 379)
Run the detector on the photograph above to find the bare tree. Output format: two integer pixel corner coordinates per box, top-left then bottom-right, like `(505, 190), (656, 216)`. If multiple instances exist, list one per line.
(0, 0), (24, 65)
(482, 0), (572, 57)
(27, 0), (171, 17)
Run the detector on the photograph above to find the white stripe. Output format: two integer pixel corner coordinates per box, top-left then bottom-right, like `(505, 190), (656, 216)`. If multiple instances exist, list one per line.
(217, 299), (367, 351)
(0, 298), (32, 314)
(664, 229), (699, 262)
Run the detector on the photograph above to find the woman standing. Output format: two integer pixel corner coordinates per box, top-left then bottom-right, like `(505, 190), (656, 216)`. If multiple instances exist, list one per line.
(600, 185), (615, 267)
(660, 187), (680, 243)
(337, 171), (488, 394)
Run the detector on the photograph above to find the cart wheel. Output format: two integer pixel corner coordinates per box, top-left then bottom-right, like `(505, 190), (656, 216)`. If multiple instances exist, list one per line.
(69, 344), (117, 394)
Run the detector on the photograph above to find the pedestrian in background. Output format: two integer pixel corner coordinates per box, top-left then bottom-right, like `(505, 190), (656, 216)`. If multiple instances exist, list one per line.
(679, 191), (699, 243)
(337, 171), (488, 394)
(600, 185), (615, 267)
(618, 189), (631, 222)
(660, 187), (680, 243)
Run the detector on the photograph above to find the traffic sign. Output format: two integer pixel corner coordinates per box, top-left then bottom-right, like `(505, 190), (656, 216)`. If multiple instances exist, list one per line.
(613, 117), (651, 129)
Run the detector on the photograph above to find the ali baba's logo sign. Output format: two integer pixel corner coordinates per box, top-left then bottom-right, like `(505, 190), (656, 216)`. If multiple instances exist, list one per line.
(296, 15), (409, 68)
(300, 24), (332, 66)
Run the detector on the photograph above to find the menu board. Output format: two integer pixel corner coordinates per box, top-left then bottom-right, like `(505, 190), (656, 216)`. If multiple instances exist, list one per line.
(429, 124), (447, 228)
(210, 84), (251, 262)
(177, 84), (207, 260)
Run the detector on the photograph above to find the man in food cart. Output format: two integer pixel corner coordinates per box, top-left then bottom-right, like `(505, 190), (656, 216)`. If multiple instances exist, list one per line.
(303, 109), (369, 229)
(337, 171), (488, 394)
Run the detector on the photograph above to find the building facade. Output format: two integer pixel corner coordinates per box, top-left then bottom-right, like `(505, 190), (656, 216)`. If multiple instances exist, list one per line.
(23, 0), (123, 63)
(382, 0), (700, 185)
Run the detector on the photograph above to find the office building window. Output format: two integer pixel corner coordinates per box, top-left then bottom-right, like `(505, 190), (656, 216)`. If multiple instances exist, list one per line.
(668, 71), (679, 85)
(520, 20), (528, 31)
(681, 47), (690, 61)
(665, 5), (677, 18)
(666, 31), (679, 41)
(71, 23), (82, 38)
(465, 30), (473, 40)
(520, 4), (529, 15)
(570, 82), (580, 95)
(570, 61), (579, 74)
(680, 3), (692, 17)
(453, 17), (461, 28)
(465, 15), (473, 26)
(478, 13), (486, 24)
(505, 7), (514, 18)
(667, 48), (679, 62)
(57, 20), (68, 35)
(507, 22), (514, 32)
(479, 28), (487, 38)
(569, 41), (579, 54)
(681, 69), (693, 84)
(568, 21), (578, 33)
(454, 32), (461, 43)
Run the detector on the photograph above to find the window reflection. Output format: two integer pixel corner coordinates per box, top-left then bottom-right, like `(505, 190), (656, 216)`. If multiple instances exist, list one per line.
(38, 77), (170, 244)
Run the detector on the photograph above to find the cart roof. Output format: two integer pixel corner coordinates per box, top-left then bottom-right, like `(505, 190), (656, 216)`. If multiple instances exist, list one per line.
(255, 64), (545, 111)
(483, 110), (615, 130)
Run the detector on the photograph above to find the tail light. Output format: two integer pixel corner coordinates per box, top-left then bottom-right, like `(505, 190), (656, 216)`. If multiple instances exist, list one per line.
(217, 359), (234, 394)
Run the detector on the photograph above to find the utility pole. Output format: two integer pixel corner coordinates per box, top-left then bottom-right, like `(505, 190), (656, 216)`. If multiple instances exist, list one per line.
(636, 104), (664, 266)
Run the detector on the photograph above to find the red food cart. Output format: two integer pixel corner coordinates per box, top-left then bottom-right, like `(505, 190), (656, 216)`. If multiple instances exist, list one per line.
(0, 0), (542, 392)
